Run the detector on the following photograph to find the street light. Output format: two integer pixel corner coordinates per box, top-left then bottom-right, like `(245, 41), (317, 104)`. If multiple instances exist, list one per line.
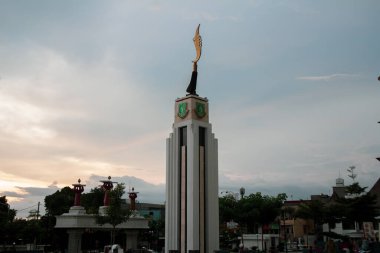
(239, 187), (245, 200)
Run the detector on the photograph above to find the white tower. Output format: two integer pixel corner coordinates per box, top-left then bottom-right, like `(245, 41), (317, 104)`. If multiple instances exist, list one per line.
(165, 94), (219, 253)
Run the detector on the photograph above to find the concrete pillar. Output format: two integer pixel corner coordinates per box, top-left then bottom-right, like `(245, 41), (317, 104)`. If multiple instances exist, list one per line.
(67, 229), (83, 253)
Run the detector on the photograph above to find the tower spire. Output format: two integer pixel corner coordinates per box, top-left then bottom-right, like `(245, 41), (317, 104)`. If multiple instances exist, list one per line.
(186, 24), (202, 96)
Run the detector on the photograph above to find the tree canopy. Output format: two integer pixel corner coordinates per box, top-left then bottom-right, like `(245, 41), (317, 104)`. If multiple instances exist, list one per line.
(44, 187), (73, 216)
(0, 196), (17, 244)
(81, 187), (104, 214)
(0, 196), (16, 224)
(219, 192), (287, 233)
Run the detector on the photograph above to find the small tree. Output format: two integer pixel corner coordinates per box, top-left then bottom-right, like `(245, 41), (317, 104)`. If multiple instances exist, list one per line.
(96, 183), (131, 245)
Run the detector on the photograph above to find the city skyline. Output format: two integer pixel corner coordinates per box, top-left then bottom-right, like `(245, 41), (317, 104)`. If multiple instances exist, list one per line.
(0, 1), (380, 217)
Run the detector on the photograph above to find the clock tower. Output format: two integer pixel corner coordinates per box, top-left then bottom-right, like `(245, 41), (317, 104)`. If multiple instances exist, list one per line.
(165, 25), (219, 253)
(165, 93), (219, 253)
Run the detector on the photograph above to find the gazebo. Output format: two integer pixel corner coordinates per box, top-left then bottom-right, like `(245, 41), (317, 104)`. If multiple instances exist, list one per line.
(55, 178), (149, 252)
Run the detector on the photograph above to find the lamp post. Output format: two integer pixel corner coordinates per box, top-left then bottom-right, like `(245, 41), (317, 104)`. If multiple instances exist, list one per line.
(72, 179), (86, 206)
(100, 176), (117, 206)
(239, 187), (245, 200)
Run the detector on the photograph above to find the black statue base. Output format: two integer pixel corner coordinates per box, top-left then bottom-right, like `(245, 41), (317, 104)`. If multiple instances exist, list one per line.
(186, 70), (198, 96)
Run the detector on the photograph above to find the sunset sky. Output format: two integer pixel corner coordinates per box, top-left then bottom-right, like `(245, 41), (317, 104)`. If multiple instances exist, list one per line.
(1, 1), (380, 217)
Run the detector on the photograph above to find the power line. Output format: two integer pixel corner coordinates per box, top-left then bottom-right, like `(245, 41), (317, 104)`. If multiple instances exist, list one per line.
(16, 203), (39, 213)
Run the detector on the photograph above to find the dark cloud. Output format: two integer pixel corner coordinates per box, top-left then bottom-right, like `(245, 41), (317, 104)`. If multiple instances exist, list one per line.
(0, 191), (25, 198)
(15, 186), (59, 197)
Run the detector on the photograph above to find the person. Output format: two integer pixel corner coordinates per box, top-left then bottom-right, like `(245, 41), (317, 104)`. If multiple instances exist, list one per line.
(314, 237), (325, 253)
(326, 239), (336, 253)
(361, 238), (369, 253)
(341, 238), (350, 253)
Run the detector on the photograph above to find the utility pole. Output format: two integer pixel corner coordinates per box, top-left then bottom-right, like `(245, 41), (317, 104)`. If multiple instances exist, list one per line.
(284, 211), (288, 253)
(37, 202), (40, 220)
(377, 75), (379, 162)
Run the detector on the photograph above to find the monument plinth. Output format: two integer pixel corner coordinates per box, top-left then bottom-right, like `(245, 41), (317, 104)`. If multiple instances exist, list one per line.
(165, 25), (219, 253)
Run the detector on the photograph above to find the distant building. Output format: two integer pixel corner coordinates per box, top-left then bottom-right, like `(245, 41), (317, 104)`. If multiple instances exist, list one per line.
(331, 177), (347, 200)
(136, 202), (165, 221)
(322, 177), (380, 239)
(280, 176), (380, 244)
(281, 200), (315, 246)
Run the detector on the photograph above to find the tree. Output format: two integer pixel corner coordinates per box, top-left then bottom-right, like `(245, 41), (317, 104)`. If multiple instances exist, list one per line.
(96, 183), (131, 245)
(146, 219), (165, 251)
(0, 196), (16, 223)
(258, 193), (287, 226)
(219, 192), (286, 233)
(337, 181), (379, 226)
(0, 196), (16, 244)
(219, 193), (239, 224)
(81, 187), (104, 214)
(346, 182), (367, 196)
(44, 187), (74, 216)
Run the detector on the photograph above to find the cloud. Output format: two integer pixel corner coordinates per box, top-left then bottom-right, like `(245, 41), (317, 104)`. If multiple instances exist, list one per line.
(86, 174), (165, 204)
(0, 45), (168, 189)
(0, 92), (56, 142)
(48, 181), (58, 188)
(1, 173), (165, 218)
(0, 184), (59, 217)
(182, 11), (240, 22)
(296, 73), (358, 81)
(1, 0), (379, 220)
(214, 79), (380, 199)
(147, 3), (162, 12)
(15, 186), (59, 197)
(0, 191), (26, 199)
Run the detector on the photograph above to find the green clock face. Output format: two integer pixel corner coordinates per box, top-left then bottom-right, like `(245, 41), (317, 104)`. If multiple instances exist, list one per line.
(195, 102), (206, 118)
(178, 102), (188, 118)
